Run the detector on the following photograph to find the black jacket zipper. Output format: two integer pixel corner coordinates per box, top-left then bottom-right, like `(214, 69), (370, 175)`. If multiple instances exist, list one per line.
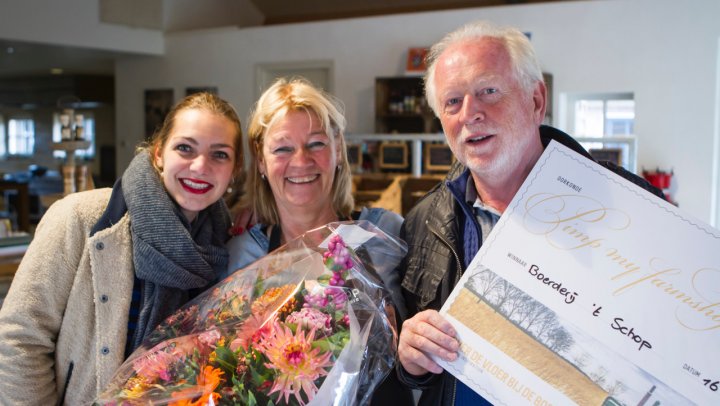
(58, 361), (74, 406)
(426, 220), (463, 276)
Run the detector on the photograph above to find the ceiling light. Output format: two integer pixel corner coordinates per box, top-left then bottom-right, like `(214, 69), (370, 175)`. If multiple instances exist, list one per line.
(6, 46), (14, 54)
(50, 68), (64, 75)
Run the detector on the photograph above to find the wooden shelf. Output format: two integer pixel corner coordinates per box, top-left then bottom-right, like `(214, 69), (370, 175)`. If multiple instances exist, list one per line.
(375, 76), (440, 134)
(52, 141), (93, 195)
(51, 140), (91, 151)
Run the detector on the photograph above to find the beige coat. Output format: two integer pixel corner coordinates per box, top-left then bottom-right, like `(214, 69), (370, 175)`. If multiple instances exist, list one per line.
(0, 188), (135, 405)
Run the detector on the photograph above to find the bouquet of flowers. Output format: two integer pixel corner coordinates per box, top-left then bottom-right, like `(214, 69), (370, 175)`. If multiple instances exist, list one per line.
(96, 221), (407, 406)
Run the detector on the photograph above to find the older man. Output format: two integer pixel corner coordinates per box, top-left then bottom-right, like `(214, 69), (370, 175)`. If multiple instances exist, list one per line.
(396, 21), (662, 405)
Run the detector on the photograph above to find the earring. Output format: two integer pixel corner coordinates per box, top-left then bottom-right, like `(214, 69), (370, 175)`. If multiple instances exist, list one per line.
(261, 173), (266, 181)
(336, 165), (341, 171)
(227, 177), (235, 194)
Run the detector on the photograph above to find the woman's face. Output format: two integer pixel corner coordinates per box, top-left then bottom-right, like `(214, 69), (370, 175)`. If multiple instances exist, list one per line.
(260, 109), (340, 219)
(155, 108), (237, 222)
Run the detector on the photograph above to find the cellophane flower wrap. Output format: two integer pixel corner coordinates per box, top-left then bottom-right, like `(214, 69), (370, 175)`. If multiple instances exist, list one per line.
(96, 221), (407, 406)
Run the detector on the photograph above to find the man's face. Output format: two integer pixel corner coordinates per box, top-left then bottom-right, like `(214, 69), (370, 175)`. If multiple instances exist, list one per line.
(433, 37), (546, 183)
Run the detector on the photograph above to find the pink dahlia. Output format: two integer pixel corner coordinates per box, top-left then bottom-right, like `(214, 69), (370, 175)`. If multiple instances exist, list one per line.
(131, 350), (176, 382)
(259, 322), (333, 405)
(285, 308), (333, 336)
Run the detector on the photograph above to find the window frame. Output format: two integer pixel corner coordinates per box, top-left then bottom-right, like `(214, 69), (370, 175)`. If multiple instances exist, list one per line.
(562, 92), (637, 173)
(6, 115), (36, 157)
(565, 92), (635, 138)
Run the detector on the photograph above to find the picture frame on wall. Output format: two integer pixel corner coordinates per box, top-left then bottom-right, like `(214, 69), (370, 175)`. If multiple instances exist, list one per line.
(406, 47), (429, 74)
(378, 142), (409, 170)
(346, 144), (363, 173)
(144, 89), (174, 140)
(424, 142), (454, 173)
(543, 72), (553, 125)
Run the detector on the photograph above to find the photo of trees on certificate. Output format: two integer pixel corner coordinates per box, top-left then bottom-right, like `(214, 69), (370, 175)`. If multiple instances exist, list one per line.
(447, 265), (691, 405)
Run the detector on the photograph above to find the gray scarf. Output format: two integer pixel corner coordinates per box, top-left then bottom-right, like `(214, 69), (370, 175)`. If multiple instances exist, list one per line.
(122, 151), (230, 349)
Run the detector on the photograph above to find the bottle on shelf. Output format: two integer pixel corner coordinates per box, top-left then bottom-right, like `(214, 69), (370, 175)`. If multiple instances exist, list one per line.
(60, 110), (73, 141)
(74, 114), (85, 140)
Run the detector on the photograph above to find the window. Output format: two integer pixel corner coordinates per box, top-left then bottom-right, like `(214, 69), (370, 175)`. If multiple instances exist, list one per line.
(52, 112), (95, 159)
(7, 117), (35, 156)
(0, 114), (5, 157)
(564, 92), (637, 172)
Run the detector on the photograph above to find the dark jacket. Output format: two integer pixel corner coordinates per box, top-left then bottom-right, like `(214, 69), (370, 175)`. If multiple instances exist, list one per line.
(396, 126), (663, 406)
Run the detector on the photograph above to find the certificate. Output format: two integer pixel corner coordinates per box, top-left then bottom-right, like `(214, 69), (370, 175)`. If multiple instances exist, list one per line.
(436, 141), (719, 405)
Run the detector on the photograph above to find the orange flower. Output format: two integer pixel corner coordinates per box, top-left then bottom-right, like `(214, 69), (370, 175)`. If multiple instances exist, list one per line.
(251, 284), (297, 315)
(168, 366), (224, 406)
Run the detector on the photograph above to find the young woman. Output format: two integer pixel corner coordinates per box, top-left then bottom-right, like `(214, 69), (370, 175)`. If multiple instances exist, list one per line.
(0, 92), (244, 405)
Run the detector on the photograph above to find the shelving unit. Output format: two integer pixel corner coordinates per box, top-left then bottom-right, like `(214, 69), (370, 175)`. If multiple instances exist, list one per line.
(365, 77), (444, 175)
(375, 76), (440, 134)
(52, 140), (92, 195)
(346, 133), (445, 177)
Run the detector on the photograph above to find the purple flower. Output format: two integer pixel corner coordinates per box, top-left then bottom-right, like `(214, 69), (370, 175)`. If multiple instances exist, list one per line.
(286, 308), (333, 336)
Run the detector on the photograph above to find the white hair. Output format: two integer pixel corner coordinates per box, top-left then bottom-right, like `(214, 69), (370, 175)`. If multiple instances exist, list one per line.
(424, 20), (544, 115)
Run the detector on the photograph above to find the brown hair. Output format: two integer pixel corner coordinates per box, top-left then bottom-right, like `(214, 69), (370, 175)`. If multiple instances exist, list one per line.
(244, 77), (353, 225)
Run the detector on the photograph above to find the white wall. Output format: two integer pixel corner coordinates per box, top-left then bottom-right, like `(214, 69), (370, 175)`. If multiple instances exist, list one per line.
(0, 0), (163, 54)
(114, 0), (720, 223)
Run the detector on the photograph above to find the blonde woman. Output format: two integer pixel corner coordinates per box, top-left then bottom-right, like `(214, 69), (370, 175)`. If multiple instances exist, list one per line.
(225, 77), (413, 406)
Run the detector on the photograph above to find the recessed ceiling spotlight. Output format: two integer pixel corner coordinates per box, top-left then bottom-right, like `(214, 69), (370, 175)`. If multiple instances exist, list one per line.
(50, 68), (64, 75)
(6, 47), (14, 54)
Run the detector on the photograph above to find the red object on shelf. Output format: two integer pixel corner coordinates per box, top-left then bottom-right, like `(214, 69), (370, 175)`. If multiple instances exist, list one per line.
(642, 169), (677, 205)
(642, 169), (672, 190)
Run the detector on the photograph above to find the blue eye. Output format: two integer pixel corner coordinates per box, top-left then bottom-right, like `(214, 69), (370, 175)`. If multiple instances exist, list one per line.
(213, 151), (230, 160)
(273, 146), (292, 154)
(308, 141), (326, 151)
(446, 97), (461, 106)
(443, 97), (462, 114)
(175, 144), (192, 153)
(479, 88), (501, 102)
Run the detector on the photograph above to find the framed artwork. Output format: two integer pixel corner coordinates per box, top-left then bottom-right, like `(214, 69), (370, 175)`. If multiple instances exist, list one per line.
(378, 142), (409, 170)
(186, 86), (218, 96)
(543, 72), (553, 125)
(144, 89), (174, 140)
(589, 148), (622, 166)
(346, 144), (363, 172)
(424, 143), (454, 172)
(406, 47), (429, 73)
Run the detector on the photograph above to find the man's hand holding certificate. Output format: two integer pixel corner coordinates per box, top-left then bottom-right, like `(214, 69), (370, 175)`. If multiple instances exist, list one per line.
(436, 141), (719, 405)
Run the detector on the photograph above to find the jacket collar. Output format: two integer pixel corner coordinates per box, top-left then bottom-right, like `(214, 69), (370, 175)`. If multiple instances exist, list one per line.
(90, 178), (127, 237)
(538, 125), (594, 160)
(437, 125), (592, 262)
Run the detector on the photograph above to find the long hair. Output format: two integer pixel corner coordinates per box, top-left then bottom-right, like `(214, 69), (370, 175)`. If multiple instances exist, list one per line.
(244, 77), (353, 225)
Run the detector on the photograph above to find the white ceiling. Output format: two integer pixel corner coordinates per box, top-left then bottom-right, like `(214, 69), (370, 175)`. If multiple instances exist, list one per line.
(0, 0), (578, 78)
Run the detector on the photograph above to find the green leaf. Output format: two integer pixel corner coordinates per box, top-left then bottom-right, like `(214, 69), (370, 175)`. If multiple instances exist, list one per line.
(214, 346), (238, 375)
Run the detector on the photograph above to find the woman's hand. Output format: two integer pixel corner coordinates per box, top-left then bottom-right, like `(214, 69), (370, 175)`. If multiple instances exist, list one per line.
(229, 208), (254, 236)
